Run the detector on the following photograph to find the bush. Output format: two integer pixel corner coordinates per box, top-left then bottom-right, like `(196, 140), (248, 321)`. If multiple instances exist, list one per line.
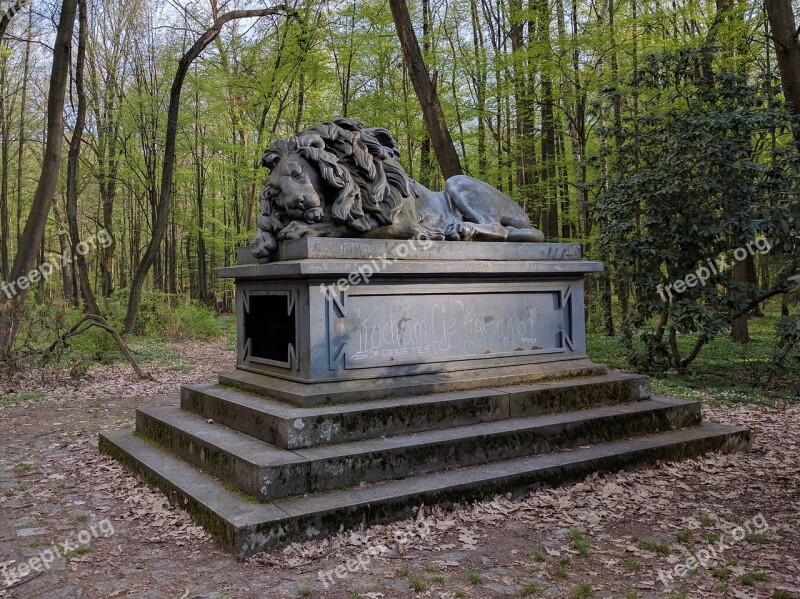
(596, 45), (800, 374)
(100, 290), (221, 340)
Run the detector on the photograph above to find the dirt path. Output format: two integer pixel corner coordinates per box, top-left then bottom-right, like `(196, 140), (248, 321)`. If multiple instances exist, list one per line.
(0, 341), (798, 599)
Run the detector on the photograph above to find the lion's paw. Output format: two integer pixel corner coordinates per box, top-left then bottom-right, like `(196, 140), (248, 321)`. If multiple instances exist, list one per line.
(452, 222), (477, 241)
(252, 231), (277, 259)
(278, 221), (315, 240)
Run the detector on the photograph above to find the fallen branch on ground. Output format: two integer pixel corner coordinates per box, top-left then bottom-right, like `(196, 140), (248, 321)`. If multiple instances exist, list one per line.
(48, 315), (151, 380)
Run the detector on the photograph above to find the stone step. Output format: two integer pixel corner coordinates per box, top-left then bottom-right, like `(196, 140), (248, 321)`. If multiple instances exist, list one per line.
(182, 373), (652, 449)
(99, 422), (750, 558)
(136, 396), (697, 501)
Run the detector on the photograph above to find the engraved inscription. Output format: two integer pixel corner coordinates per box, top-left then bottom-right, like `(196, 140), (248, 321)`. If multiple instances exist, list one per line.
(330, 291), (568, 369)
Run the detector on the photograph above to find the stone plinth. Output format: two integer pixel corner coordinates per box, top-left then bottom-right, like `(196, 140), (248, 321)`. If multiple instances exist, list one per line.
(219, 240), (605, 405)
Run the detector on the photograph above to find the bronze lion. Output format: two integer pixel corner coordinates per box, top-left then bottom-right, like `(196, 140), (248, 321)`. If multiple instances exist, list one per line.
(251, 118), (544, 259)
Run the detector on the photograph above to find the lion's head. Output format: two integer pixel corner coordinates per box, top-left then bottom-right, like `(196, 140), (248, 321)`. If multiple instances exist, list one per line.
(251, 119), (413, 259)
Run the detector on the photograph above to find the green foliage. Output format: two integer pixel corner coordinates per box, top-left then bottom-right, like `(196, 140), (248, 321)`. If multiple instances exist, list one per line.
(102, 290), (220, 340)
(1, 391), (44, 406)
(570, 583), (594, 599)
(597, 44), (800, 374)
(741, 570), (768, 586)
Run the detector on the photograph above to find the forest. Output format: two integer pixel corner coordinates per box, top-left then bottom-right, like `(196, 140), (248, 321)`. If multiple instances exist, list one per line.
(0, 0), (798, 388)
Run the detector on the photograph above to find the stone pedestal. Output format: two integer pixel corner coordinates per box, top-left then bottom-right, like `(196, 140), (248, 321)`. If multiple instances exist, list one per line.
(100, 239), (750, 558)
(220, 239), (606, 405)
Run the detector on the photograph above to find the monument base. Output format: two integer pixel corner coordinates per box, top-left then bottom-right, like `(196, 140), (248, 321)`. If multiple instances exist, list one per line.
(219, 239), (606, 405)
(100, 240), (750, 557)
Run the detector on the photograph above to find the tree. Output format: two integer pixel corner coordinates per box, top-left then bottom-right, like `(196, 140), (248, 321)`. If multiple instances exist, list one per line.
(65, 0), (101, 315)
(597, 47), (796, 374)
(122, 5), (293, 334)
(0, 0), (79, 353)
(388, 0), (462, 179)
(765, 0), (800, 149)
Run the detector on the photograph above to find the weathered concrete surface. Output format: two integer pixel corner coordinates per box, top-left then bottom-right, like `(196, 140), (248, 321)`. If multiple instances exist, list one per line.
(219, 258), (603, 279)
(99, 421), (750, 558)
(265, 239), (582, 263)
(181, 373), (650, 449)
(221, 241), (604, 404)
(136, 397), (700, 501)
(218, 358), (608, 406)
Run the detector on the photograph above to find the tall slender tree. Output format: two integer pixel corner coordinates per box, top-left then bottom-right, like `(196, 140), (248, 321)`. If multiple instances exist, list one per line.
(388, 0), (462, 178)
(0, 0), (79, 353)
(122, 5), (292, 334)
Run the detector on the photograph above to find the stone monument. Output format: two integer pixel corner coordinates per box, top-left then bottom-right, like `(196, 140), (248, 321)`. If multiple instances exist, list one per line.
(100, 119), (749, 558)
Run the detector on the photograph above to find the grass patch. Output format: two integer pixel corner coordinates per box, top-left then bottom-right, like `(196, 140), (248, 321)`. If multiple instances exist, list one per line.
(721, 513), (740, 523)
(64, 545), (93, 562)
(741, 570), (768, 586)
(522, 583), (543, 595)
(530, 549), (546, 562)
(712, 567), (729, 580)
(676, 530), (692, 543)
(554, 567), (568, 579)
(570, 528), (590, 556)
(409, 577), (426, 592)
(453, 589), (467, 598)
(1, 391), (45, 406)
(570, 583), (594, 598)
(626, 560), (644, 572)
(297, 586), (313, 597)
(702, 531), (723, 544)
(744, 532), (769, 544)
(638, 539), (670, 555)
(466, 571), (483, 584)
(586, 309), (797, 404)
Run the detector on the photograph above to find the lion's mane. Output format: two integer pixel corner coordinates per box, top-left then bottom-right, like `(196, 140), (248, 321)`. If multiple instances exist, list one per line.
(256, 118), (413, 239)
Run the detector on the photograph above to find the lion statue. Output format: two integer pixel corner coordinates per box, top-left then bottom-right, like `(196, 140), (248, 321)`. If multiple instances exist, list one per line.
(251, 118), (544, 259)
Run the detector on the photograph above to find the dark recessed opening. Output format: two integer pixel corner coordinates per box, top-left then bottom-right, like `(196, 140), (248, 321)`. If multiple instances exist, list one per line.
(244, 295), (296, 364)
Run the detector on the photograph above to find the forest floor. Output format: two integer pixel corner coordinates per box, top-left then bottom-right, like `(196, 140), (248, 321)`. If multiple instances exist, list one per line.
(0, 337), (798, 599)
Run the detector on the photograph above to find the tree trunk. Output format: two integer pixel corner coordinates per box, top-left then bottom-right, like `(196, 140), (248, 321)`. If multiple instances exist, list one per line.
(389, 0), (463, 179)
(765, 0), (800, 148)
(730, 258), (752, 343)
(122, 7), (291, 334)
(0, 0), (26, 281)
(66, 0), (101, 315)
(15, 8), (32, 269)
(470, 0), (487, 177)
(0, 50), (9, 280)
(54, 202), (75, 305)
(0, 0), (78, 353)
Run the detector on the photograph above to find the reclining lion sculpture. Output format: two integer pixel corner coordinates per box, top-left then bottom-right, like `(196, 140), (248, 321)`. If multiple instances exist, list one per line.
(252, 118), (544, 259)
